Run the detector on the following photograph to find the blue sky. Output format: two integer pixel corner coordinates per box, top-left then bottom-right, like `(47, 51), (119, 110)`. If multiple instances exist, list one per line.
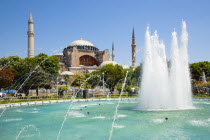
(0, 0), (209, 65)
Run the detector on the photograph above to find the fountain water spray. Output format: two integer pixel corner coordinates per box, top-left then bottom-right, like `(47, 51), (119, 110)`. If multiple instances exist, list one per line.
(16, 124), (40, 140)
(56, 74), (100, 140)
(109, 71), (129, 140)
(138, 21), (193, 110)
(0, 58), (48, 117)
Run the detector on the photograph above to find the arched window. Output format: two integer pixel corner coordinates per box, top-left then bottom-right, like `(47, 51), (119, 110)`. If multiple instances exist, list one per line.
(79, 55), (99, 66)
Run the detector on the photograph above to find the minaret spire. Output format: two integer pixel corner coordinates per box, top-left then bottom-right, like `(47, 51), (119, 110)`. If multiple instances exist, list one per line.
(132, 27), (135, 38)
(28, 11), (33, 23)
(112, 41), (115, 61)
(27, 11), (34, 57)
(131, 27), (136, 68)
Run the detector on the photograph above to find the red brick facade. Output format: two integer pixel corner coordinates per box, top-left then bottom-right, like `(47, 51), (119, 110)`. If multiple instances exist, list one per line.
(54, 39), (110, 74)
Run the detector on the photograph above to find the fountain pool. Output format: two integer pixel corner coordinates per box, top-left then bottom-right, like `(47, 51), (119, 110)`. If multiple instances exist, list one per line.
(0, 99), (210, 140)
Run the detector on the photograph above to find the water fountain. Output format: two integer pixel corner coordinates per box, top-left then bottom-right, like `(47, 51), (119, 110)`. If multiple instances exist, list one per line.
(138, 21), (193, 110)
(15, 124), (40, 140)
(1, 22), (210, 140)
(109, 71), (129, 140)
(56, 74), (101, 140)
(0, 58), (48, 117)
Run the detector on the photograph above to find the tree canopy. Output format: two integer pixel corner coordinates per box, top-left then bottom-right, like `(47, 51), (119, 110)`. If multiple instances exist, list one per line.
(0, 67), (14, 89)
(0, 53), (60, 95)
(100, 64), (124, 91)
(190, 61), (210, 81)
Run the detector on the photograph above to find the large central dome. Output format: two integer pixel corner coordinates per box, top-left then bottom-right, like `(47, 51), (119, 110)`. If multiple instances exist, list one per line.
(70, 37), (94, 47)
(66, 37), (99, 52)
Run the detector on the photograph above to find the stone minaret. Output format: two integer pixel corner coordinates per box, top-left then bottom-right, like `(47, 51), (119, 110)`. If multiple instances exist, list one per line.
(112, 41), (115, 61)
(27, 12), (34, 57)
(131, 27), (136, 68)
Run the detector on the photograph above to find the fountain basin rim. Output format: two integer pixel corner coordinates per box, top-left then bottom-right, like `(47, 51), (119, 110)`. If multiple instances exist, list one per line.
(0, 98), (137, 108)
(134, 106), (197, 111)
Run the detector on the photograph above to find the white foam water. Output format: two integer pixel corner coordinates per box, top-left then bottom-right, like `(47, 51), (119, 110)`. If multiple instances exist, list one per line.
(116, 114), (127, 118)
(28, 111), (39, 114)
(68, 111), (85, 118)
(3, 118), (23, 122)
(92, 116), (106, 119)
(16, 124), (40, 140)
(71, 107), (81, 110)
(152, 119), (165, 124)
(32, 108), (39, 110)
(138, 21), (193, 110)
(189, 120), (208, 127)
(113, 124), (125, 129)
(15, 109), (23, 112)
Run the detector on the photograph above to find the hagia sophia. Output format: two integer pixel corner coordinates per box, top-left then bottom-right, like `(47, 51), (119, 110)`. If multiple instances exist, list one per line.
(27, 12), (136, 75)
(54, 37), (110, 74)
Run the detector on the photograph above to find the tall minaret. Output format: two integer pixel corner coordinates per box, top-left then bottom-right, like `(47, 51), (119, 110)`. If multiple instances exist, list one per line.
(27, 12), (34, 57)
(112, 41), (115, 61)
(131, 27), (136, 68)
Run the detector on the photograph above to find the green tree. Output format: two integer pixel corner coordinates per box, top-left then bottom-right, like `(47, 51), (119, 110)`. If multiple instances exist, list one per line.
(124, 67), (135, 86)
(63, 74), (70, 86)
(0, 54), (60, 96)
(22, 54), (59, 96)
(22, 69), (54, 96)
(190, 61), (210, 81)
(71, 73), (86, 87)
(58, 86), (69, 98)
(101, 64), (124, 91)
(0, 56), (21, 67)
(125, 85), (139, 93)
(59, 86), (69, 91)
(34, 53), (59, 75)
(86, 70), (101, 88)
(0, 67), (14, 90)
(132, 64), (142, 86)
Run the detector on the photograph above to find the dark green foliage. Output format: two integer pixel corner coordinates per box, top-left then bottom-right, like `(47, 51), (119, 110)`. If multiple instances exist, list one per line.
(86, 71), (101, 88)
(58, 86), (68, 91)
(190, 61), (210, 81)
(0, 67), (14, 89)
(0, 53), (60, 95)
(73, 64), (142, 92)
(101, 64), (124, 91)
(71, 73), (86, 87)
(71, 73), (91, 88)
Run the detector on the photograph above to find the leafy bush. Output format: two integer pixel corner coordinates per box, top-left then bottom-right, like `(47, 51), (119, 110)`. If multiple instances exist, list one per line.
(58, 86), (68, 91)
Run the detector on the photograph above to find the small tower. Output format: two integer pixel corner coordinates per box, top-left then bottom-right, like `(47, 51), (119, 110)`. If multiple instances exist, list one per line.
(112, 41), (115, 61)
(131, 27), (136, 68)
(27, 12), (34, 57)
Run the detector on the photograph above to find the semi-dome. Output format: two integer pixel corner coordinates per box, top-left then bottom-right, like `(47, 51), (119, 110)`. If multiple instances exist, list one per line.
(99, 61), (118, 69)
(54, 53), (63, 56)
(60, 71), (74, 76)
(70, 37), (94, 47)
(122, 64), (130, 69)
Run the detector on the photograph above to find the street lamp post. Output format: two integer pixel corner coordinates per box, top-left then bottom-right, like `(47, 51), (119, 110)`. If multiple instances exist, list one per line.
(56, 76), (59, 97)
(102, 72), (104, 96)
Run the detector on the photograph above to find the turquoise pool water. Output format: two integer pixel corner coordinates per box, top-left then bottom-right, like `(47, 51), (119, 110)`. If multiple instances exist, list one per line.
(0, 99), (210, 140)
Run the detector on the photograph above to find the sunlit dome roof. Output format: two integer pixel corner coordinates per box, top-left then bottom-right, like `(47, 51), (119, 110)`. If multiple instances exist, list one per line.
(54, 53), (63, 55)
(99, 61), (118, 69)
(122, 64), (130, 69)
(60, 71), (74, 76)
(70, 37), (94, 47)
